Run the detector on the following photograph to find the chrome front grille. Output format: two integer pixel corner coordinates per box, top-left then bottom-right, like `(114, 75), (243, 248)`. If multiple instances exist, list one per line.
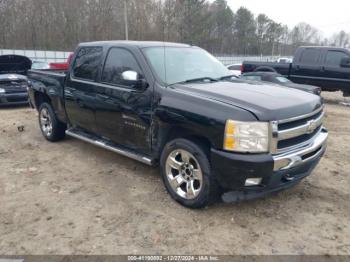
(270, 106), (325, 154)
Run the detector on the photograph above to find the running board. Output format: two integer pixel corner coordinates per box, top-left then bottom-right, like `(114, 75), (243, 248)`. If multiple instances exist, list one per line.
(65, 128), (153, 166)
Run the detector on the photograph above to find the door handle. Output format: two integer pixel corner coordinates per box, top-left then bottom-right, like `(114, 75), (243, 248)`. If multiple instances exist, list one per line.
(295, 65), (300, 70)
(97, 94), (109, 100)
(320, 66), (325, 72)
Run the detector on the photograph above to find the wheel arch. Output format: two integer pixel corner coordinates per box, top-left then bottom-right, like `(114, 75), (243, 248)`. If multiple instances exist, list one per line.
(34, 91), (51, 109)
(155, 125), (214, 161)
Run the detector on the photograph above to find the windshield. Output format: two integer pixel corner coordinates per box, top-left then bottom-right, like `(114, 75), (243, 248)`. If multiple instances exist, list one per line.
(276, 76), (291, 83)
(143, 47), (231, 85)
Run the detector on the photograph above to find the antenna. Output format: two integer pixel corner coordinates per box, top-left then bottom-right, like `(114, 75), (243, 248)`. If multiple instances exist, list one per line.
(124, 0), (129, 40)
(163, 6), (167, 87)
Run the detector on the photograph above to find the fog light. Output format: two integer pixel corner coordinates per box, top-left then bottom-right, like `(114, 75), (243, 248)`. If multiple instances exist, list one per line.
(245, 178), (263, 187)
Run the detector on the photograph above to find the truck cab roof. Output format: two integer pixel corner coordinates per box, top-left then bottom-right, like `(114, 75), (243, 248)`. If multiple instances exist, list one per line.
(78, 41), (192, 49)
(299, 46), (350, 51)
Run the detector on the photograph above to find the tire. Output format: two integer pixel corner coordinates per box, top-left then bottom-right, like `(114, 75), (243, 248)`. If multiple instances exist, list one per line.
(160, 138), (220, 208)
(38, 102), (66, 142)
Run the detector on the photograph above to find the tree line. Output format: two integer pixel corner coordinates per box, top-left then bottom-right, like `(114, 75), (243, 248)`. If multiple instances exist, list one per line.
(0, 0), (349, 55)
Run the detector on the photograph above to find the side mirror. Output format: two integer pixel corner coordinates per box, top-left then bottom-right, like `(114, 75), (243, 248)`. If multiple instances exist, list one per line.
(121, 70), (148, 90)
(340, 57), (350, 68)
(121, 70), (138, 81)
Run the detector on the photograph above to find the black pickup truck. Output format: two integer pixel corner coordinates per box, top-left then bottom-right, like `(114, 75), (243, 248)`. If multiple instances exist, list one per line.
(28, 41), (328, 208)
(242, 46), (350, 96)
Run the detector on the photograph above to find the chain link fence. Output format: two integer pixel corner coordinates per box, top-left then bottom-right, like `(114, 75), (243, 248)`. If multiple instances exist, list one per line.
(0, 49), (292, 65)
(0, 49), (71, 63)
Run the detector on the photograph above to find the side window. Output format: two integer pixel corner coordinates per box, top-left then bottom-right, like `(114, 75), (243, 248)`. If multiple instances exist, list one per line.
(243, 75), (262, 81)
(299, 49), (321, 65)
(73, 47), (103, 81)
(102, 48), (142, 87)
(325, 51), (349, 67)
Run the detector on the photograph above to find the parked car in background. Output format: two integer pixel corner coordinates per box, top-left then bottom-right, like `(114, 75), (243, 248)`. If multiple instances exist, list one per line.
(49, 62), (69, 70)
(0, 55), (31, 106)
(32, 60), (68, 70)
(31, 52), (74, 71)
(276, 57), (293, 63)
(241, 72), (321, 95)
(31, 61), (50, 70)
(28, 41), (327, 208)
(226, 63), (242, 76)
(50, 52), (74, 70)
(66, 52), (74, 66)
(242, 46), (350, 96)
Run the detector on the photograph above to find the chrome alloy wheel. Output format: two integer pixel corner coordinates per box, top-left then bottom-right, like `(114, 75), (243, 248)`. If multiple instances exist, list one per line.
(40, 107), (53, 137)
(165, 149), (203, 200)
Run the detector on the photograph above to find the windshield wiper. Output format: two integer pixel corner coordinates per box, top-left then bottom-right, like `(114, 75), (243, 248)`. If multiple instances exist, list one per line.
(218, 75), (238, 80)
(183, 77), (219, 84)
(167, 77), (219, 87)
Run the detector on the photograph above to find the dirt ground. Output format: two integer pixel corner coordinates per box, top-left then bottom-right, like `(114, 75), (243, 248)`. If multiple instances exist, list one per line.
(0, 92), (349, 255)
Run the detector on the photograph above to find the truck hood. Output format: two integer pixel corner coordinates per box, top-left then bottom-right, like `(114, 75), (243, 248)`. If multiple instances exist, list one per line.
(0, 55), (32, 75)
(172, 80), (323, 121)
(284, 83), (320, 94)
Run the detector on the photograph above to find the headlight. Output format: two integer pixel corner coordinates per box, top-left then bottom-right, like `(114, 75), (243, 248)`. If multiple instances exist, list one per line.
(223, 120), (269, 153)
(0, 88), (5, 94)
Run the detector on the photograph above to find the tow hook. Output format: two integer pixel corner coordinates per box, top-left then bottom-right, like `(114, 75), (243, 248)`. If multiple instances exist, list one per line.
(283, 174), (295, 182)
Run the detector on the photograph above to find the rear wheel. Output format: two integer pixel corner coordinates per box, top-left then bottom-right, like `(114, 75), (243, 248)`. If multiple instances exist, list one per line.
(160, 138), (220, 208)
(38, 102), (66, 142)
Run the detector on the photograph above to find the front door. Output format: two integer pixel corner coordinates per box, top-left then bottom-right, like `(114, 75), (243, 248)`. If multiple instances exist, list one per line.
(65, 46), (103, 133)
(323, 49), (350, 91)
(290, 48), (323, 86)
(94, 47), (153, 154)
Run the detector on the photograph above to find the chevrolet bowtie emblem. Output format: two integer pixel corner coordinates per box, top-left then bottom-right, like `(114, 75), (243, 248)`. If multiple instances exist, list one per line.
(306, 120), (317, 134)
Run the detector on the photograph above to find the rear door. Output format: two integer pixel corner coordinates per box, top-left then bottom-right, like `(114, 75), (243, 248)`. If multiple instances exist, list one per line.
(94, 46), (153, 154)
(64, 46), (103, 133)
(322, 49), (350, 91)
(290, 48), (323, 86)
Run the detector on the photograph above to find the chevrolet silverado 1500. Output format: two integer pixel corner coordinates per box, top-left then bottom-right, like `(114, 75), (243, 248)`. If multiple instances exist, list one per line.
(28, 41), (328, 208)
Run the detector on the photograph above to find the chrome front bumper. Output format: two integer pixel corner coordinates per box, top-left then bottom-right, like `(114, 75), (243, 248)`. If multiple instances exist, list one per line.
(273, 127), (328, 171)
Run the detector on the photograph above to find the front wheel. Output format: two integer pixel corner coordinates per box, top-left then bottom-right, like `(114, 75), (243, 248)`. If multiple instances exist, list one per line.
(38, 102), (66, 142)
(160, 139), (220, 208)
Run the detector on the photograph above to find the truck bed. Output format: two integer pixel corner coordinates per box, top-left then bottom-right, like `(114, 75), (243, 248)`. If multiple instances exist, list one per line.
(27, 69), (67, 122)
(28, 69), (66, 91)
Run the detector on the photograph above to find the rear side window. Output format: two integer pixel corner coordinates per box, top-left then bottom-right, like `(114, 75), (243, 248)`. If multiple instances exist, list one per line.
(101, 48), (142, 87)
(299, 49), (321, 64)
(73, 47), (103, 81)
(325, 51), (350, 66)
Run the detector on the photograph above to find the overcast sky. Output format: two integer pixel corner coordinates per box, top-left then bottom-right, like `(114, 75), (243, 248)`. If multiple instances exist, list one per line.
(226, 0), (350, 38)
